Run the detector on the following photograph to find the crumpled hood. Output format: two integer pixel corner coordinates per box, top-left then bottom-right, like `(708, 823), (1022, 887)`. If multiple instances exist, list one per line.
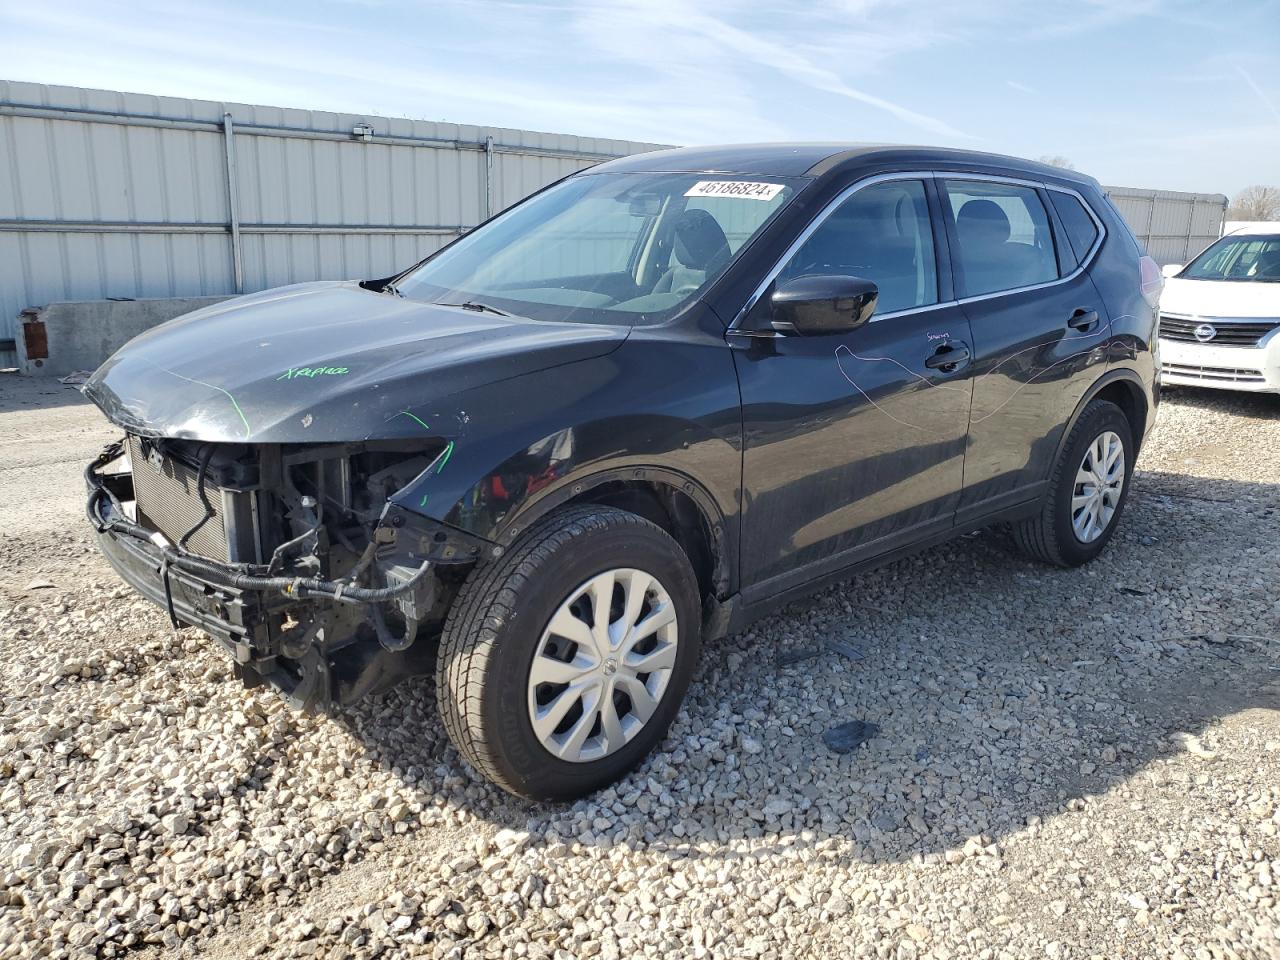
(84, 281), (628, 443)
(1161, 277), (1280, 318)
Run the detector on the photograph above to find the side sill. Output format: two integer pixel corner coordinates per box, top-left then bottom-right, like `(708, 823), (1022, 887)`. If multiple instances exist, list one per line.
(724, 495), (1047, 638)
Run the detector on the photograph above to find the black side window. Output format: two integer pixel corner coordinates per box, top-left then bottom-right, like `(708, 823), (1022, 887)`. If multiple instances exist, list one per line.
(943, 180), (1058, 297)
(1049, 191), (1101, 264)
(778, 179), (938, 315)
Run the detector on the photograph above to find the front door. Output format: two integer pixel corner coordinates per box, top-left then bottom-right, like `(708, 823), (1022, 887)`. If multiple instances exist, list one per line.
(733, 176), (974, 602)
(938, 178), (1111, 519)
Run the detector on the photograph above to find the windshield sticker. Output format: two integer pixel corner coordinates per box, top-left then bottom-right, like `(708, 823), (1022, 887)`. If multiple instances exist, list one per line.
(277, 366), (349, 380)
(684, 180), (785, 201)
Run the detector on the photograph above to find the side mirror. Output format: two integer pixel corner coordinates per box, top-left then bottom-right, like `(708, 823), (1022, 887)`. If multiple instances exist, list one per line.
(771, 275), (878, 335)
(1161, 263), (1183, 279)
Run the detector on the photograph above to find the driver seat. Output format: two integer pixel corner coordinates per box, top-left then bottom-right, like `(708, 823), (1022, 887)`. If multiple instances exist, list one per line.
(654, 209), (732, 296)
(1250, 248), (1280, 278)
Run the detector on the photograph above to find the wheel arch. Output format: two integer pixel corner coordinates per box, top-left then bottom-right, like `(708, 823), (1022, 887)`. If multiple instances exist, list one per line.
(497, 465), (732, 604)
(1053, 369), (1150, 468)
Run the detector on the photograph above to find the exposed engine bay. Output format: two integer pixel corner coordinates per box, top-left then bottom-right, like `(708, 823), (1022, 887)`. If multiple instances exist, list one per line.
(86, 435), (491, 709)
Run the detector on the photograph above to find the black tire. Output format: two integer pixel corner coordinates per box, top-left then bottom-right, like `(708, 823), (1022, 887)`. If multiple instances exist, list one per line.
(435, 505), (702, 801)
(1012, 399), (1135, 567)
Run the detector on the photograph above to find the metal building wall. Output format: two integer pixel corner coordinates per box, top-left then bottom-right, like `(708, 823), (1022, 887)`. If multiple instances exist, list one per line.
(1, 80), (1234, 368)
(0, 80), (666, 367)
(1104, 186), (1228, 267)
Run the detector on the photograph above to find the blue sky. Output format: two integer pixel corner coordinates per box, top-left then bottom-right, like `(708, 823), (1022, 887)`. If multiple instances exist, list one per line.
(2, 0), (1277, 196)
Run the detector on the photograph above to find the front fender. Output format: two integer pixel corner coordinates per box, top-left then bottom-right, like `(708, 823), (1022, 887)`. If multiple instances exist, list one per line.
(388, 332), (743, 580)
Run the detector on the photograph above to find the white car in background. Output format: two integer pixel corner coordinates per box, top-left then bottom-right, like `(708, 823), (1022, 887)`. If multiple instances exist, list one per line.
(1158, 230), (1280, 392)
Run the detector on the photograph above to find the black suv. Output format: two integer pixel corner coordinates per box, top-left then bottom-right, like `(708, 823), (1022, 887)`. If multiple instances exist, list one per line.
(85, 144), (1161, 800)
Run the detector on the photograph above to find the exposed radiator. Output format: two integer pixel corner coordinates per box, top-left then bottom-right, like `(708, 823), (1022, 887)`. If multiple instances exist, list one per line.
(125, 436), (258, 561)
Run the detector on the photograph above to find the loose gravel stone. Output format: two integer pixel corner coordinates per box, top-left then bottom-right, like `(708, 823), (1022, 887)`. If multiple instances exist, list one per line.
(1, 378), (1278, 960)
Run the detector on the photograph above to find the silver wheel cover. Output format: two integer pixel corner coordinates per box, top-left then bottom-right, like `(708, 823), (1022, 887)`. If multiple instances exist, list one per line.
(526, 568), (679, 763)
(1072, 430), (1125, 543)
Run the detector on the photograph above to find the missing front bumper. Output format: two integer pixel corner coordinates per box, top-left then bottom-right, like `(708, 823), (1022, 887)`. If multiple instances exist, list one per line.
(85, 440), (471, 709)
(91, 518), (430, 709)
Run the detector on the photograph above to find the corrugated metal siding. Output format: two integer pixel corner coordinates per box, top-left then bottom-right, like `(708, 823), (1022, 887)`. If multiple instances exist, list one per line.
(1, 80), (1233, 367)
(1104, 186), (1228, 267)
(0, 80), (666, 367)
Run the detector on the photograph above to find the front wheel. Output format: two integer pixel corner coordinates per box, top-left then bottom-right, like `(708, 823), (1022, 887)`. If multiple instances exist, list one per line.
(435, 505), (702, 801)
(1012, 399), (1135, 567)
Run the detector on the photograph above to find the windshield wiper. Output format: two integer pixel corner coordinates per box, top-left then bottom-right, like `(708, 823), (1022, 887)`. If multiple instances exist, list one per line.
(434, 300), (514, 317)
(383, 281), (405, 298)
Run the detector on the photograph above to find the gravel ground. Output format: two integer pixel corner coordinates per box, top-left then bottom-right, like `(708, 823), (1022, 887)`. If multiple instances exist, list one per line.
(1, 372), (1278, 960)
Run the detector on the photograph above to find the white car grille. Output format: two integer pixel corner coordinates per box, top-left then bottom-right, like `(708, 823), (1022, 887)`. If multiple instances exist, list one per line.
(1160, 362), (1266, 384)
(1159, 314), (1280, 347)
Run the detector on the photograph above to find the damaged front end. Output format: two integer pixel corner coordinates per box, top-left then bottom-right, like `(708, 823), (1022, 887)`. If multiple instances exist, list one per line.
(86, 435), (492, 710)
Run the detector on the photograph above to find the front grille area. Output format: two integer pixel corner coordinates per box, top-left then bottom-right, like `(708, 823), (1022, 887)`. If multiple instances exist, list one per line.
(1161, 362), (1266, 384)
(1159, 314), (1280, 346)
(125, 436), (257, 561)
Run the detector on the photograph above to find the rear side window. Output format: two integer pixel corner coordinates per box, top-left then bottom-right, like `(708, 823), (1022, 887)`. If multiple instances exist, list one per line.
(1049, 191), (1100, 264)
(778, 179), (938, 314)
(943, 180), (1058, 297)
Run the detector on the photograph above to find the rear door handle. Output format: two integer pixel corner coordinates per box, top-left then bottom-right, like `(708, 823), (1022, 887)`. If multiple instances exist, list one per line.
(1068, 308), (1099, 331)
(924, 341), (971, 371)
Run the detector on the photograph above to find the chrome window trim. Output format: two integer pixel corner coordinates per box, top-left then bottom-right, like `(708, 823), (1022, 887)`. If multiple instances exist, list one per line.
(732, 170), (1107, 331)
(940, 176), (1106, 305)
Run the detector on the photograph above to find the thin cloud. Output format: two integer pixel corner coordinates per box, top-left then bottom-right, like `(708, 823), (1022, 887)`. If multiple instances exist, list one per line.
(1236, 66), (1280, 130)
(5, 0), (1278, 193)
(572, 0), (971, 140)
(1027, 0), (1167, 37)
(0, 0), (765, 144)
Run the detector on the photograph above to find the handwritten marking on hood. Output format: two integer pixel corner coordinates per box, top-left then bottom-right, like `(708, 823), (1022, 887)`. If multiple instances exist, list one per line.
(145, 361), (252, 439)
(436, 441), (455, 473)
(394, 410), (432, 432)
(277, 366), (349, 380)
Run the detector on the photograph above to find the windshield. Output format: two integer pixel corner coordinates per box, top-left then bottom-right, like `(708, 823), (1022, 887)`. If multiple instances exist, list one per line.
(394, 172), (802, 323)
(1180, 234), (1280, 282)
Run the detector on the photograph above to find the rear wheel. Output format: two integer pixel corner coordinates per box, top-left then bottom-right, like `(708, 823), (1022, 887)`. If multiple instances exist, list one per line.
(1012, 399), (1134, 567)
(435, 506), (701, 801)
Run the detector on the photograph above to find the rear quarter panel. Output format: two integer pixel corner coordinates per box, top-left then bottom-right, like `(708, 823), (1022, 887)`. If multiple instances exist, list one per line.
(1088, 186), (1159, 436)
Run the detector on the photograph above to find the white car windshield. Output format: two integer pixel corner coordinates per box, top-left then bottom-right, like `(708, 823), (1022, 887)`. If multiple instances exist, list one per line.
(1180, 234), (1280, 282)
(394, 172), (801, 323)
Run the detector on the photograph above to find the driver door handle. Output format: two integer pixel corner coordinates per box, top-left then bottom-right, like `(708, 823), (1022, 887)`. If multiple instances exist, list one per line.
(925, 341), (971, 372)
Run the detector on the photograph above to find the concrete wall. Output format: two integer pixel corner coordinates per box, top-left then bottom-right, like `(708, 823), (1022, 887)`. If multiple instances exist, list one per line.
(16, 297), (232, 377)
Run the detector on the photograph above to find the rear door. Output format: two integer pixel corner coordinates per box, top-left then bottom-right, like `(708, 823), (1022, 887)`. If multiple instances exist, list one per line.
(733, 175), (975, 600)
(940, 177), (1110, 520)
